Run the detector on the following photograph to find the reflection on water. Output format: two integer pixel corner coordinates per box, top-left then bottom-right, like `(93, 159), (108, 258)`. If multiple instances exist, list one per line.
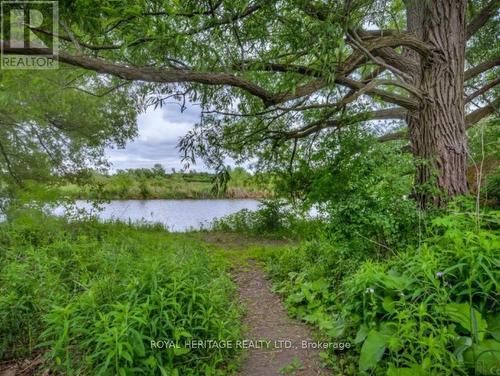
(53, 199), (261, 232)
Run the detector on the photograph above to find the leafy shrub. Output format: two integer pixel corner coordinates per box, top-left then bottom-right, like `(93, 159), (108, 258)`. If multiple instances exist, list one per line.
(272, 126), (420, 251)
(340, 210), (499, 375)
(267, 209), (500, 375)
(265, 239), (362, 353)
(211, 200), (325, 239)
(0, 211), (242, 375)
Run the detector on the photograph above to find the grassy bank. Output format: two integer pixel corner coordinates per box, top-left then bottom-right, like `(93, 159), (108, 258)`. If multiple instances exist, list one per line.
(56, 167), (272, 200)
(0, 211), (242, 375)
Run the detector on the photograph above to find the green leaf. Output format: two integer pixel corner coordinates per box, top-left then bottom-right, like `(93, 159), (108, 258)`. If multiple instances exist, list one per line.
(359, 329), (387, 371)
(382, 271), (412, 291)
(443, 303), (487, 341)
(453, 336), (473, 362)
(121, 350), (133, 362)
(382, 296), (395, 313)
(387, 364), (426, 376)
(463, 340), (500, 375)
(173, 346), (191, 356)
(131, 329), (145, 357)
(486, 314), (500, 341)
(354, 324), (369, 344)
(327, 318), (345, 338)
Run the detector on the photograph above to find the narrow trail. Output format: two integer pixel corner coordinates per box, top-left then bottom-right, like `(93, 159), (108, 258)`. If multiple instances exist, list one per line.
(234, 262), (328, 376)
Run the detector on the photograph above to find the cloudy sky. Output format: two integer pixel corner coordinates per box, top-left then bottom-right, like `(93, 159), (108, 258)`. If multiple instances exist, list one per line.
(105, 103), (206, 171)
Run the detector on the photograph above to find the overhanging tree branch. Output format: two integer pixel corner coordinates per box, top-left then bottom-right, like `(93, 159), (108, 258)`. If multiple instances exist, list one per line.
(464, 57), (500, 80)
(1, 44), (278, 105)
(465, 76), (500, 103)
(466, 0), (499, 39)
(2, 42), (420, 111)
(465, 96), (500, 127)
(379, 96), (500, 142)
(284, 108), (407, 139)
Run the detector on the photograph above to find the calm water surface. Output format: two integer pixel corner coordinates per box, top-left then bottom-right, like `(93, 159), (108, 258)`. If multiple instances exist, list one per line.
(54, 199), (261, 232)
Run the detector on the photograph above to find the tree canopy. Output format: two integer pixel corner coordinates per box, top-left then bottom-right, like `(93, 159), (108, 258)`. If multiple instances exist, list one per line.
(0, 68), (138, 189)
(1, 0), (499, 203)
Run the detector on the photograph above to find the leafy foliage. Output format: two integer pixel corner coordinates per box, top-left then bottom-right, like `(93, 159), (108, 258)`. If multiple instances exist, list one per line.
(267, 208), (500, 375)
(212, 199), (325, 239)
(0, 211), (242, 375)
(275, 126), (419, 250)
(0, 69), (138, 190)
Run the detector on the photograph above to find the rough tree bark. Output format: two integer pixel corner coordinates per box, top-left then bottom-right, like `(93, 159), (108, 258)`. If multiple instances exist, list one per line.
(405, 0), (468, 207)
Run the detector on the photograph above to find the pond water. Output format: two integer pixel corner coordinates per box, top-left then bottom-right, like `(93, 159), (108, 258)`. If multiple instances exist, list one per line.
(53, 199), (261, 232)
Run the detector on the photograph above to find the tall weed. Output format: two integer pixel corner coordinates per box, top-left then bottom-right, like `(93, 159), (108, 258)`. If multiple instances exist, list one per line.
(0, 211), (242, 375)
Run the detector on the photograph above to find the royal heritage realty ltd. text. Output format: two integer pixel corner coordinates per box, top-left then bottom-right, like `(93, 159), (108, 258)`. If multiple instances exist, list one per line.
(151, 340), (351, 351)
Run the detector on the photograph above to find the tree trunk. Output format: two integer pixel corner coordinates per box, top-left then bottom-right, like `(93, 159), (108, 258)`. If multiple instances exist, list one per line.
(405, 0), (468, 208)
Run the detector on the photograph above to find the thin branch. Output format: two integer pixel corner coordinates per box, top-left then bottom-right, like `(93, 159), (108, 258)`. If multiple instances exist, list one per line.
(66, 81), (130, 97)
(465, 76), (500, 103)
(464, 57), (500, 81)
(104, 2), (224, 33)
(284, 108), (407, 139)
(0, 138), (23, 186)
(30, 27), (154, 51)
(232, 61), (321, 77)
(466, 96), (500, 127)
(466, 0), (499, 40)
(274, 78), (326, 103)
(185, 3), (263, 35)
(60, 21), (83, 53)
(347, 30), (411, 80)
(334, 76), (419, 110)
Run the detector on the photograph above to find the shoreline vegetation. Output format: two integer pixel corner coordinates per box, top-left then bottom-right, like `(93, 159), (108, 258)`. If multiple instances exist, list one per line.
(54, 166), (273, 200)
(1, 203), (498, 375)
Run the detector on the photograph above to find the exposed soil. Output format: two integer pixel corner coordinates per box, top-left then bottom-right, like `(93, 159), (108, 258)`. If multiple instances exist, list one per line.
(203, 232), (292, 250)
(234, 262), (328, 376)
(0, 352), (46, 376)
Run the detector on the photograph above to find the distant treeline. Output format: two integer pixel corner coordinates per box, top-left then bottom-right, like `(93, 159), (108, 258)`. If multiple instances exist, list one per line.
(56, 165), (273, 200)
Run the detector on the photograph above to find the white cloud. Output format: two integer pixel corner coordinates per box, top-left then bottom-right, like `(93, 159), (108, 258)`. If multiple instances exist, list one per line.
(105, 104), (205, 171)
(136, 108), (194, 143)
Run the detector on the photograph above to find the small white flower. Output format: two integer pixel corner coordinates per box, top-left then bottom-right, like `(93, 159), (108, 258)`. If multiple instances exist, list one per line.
(365, 287), (375, 294)
(436, 271), (444, 278)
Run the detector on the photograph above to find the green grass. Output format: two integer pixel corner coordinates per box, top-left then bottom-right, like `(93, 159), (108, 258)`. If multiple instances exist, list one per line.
(54, 168), (272, 200)
(0, 210), (243, 375)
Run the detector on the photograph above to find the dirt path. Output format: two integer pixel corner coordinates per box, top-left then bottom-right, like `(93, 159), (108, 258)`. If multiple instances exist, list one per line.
(234, 262), (328, 376)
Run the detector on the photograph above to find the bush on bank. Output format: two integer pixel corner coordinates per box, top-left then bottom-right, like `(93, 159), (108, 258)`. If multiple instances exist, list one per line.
(267, 209), (500, 375)
(0, 210), (242, 375)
